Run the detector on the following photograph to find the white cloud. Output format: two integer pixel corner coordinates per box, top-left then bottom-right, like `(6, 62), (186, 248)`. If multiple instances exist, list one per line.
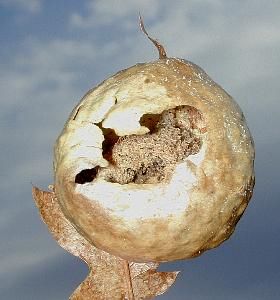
(70, 0), (280, 92)
(70, 0), (162, 28)
(1, 2), (280, 299)
(0, 0), (42, 13)
(0, 35), (124, 195)
(1, 0), (279, 196)
(2, 0), (279, 194)
(0, 37), (121, 112)
(70, 0), (226, 29)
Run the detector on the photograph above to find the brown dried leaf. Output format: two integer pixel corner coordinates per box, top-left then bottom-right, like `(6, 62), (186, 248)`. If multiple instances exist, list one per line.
(32, 187), (179, 299)
(131, 262), (179, 299)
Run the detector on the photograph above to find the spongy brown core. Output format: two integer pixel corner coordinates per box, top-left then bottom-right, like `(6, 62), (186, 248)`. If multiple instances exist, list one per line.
(98, 105), (204, 184)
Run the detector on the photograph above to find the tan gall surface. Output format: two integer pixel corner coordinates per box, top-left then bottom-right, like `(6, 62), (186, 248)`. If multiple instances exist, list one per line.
(54, 58), (254, 262)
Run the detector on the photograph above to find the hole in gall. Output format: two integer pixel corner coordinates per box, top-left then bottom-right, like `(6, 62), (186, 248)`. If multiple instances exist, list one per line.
(75, 167), (99, 184)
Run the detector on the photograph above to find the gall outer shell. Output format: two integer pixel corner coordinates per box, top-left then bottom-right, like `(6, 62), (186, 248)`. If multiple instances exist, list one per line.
(54, 58), (255, 262)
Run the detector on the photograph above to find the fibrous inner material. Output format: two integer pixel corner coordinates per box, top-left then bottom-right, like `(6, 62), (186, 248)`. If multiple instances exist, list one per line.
(95, 105), (204, 185)
(75, 105), (204, 185)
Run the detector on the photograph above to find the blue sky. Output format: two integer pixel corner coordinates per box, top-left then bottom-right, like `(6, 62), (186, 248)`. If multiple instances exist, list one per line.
(0, 0), (279, 299)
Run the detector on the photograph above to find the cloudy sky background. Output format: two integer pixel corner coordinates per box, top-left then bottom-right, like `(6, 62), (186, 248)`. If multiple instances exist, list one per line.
(0, 0), (279, 299)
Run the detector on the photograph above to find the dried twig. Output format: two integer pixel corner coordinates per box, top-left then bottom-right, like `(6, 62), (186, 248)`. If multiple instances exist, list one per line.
(139, 14), (167, 59)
